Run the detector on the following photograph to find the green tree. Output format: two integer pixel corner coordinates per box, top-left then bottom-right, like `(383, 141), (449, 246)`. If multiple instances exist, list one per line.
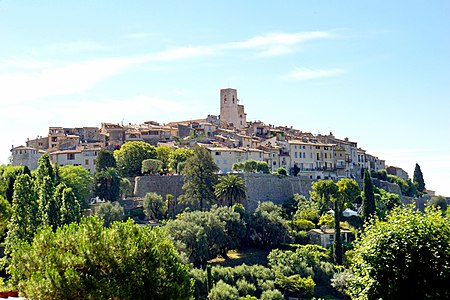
(231, 162), (244, 172)
(114, 141), (157, 177)
(119, 177), (132, 199)
(276, 167), (287, 176)
(6, 217), (192, 299)
(0, 195), (12, 241)
(362, 169), (376, 220)
(347, 206), (450, 299)
(334, 178), (360, 264)
(141, 158), (163, 175)
(59, 185), (81, 225)
(34, 153), (56, 187)
(95, 201), (124, 227)
(166, 210), (226, 267)
(169, 147), (194, 174)
(250, 201), (288, 249)
(59, 165), (93, 208)
(143, 192), (166, 221)
(95, 149), (117, 173)
(243, 160), (258, 173)
(94, 167), (121, 201)
(165, 193), (177, 219)
(214, 174), (247, 207)
(38, 175), (58, 230)
(256, 161), (270, 173)
(309, 179), (338, 214)
(182, 145), (219, 210)
(5, 174), (39, 257)
(413, 163), (425, 192)
(293, 194), (319, 222)
(156, 145), (173, 172)
(208, 280), (239, 300)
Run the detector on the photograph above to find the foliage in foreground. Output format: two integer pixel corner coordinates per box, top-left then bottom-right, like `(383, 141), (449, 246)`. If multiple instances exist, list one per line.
(347, 205), (450, 299)
(6, 217), (192, 300)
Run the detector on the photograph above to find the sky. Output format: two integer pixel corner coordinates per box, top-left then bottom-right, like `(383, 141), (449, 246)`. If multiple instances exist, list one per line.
(0, 1), (449, 196)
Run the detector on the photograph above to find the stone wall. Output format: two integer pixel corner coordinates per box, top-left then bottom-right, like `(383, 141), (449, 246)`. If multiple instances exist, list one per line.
(133, 173), (313, 212)
(242, 174), (312, 211)
(134, 175), (185, 200)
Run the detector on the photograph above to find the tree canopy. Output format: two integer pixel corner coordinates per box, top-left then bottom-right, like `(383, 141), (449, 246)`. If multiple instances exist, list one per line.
(6, 217), (192, 299)
(114, 141), (157, 177)
(182, 145), (219, 210)
(347, 206), (450, 299)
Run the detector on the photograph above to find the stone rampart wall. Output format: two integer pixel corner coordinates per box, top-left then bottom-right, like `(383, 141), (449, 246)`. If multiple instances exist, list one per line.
(133, 175), (185, 200)
(133, 174), (313, 212)
(242, 174), (312, 211)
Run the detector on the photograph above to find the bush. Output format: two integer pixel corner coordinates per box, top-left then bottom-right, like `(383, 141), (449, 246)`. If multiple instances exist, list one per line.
(7, 217), (192, 299)
(260, 289), (283, 300)
(291, 219), (315, 231)
(208, 280), (239, 300)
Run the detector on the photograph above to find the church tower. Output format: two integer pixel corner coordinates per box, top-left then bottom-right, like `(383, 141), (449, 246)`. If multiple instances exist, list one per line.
(220, 88), (247, 129)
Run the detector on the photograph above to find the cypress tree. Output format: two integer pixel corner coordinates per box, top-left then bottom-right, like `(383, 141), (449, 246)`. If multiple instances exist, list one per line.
(38, 175), (55, 229)
(60, 187), (81, 225)
(35, 153), (55, 187)
(333, 196), (343, 265)
(362, 169), (376, 220)
(5, 174), (39, 249)
(413, 163), (425, 192)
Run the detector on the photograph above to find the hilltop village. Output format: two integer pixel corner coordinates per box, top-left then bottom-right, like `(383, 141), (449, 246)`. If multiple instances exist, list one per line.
(11, 88), (404, 181)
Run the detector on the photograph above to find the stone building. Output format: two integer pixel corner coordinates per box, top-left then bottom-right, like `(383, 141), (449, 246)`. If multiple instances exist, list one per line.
(10, 146), (43, 170)
(219, 88), (247, 129)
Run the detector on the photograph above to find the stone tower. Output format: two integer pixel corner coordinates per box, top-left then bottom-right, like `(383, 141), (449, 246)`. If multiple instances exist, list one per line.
(219, 88), (247, 129)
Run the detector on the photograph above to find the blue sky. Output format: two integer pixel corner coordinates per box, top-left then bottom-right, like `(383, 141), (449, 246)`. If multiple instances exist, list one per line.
(1, 1), (449, 196)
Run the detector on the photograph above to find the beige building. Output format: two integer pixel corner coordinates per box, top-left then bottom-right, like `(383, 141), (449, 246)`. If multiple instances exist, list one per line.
(308, 227), (353, 248)
(10, 146), (44, 170)
(219, 88), (247, 129)
(207, 147), (246, 173)
(288, 140), (336, 179)
(386, 166), (409, 181)
(50, 148), (100, 175)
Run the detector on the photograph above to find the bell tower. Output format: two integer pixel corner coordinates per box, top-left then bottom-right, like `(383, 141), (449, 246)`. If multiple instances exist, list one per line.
(220, 88), (247, 129)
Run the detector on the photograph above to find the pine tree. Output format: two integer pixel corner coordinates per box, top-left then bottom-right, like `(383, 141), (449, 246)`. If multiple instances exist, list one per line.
(413, 163), (425, 192)
(182, 145), (219, 210)
(362, 169), (376, 220)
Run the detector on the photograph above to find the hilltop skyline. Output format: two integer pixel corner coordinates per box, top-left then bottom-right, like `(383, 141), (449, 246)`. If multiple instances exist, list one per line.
(0, 1), (449, 195)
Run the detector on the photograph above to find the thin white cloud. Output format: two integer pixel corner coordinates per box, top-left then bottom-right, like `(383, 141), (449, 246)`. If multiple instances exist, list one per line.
(225, 31), (334, 57)
(226, 31), (333, 49)
(288, 67), (346, 80)
(0, 57), (138, 104)
(0, 30), (338, 103)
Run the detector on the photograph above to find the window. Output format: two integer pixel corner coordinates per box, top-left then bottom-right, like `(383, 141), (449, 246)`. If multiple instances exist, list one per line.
(295, 152), (298, 158)
(303, 152), (306, 158)
(215, 152), (221, 156)
(67, 153), (75, 160)
(325, 153), (327, 159)
(317, 153), (320, 160)
(85, 159), (89, 165)
(224, 97), (227, 104)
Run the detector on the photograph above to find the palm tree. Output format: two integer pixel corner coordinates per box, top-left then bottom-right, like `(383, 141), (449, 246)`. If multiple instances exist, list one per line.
(214, 174), (247, 207)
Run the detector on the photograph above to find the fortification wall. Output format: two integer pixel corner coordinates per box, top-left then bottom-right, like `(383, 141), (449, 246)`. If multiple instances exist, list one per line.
(134, 175), (185, 200)
(242, 174), (312, 211)
(133, 174), (313, 212)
